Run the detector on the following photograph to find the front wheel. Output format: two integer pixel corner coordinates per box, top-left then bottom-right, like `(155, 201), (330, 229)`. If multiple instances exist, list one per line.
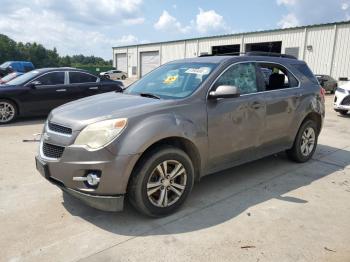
(121, 75), (126, 80)
(286, 120), (318, 163)
(128, 147), (194, 217)
(0, 99), (17, 124)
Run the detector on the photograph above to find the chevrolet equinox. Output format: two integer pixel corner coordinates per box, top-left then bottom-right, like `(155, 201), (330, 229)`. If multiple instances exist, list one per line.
(36, 53), (325, 217)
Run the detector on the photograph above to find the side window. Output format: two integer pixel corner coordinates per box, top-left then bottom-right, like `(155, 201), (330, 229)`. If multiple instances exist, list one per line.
(69, 72), (97, 84)
(216, 63), (258, 95)
(36, 72), (65, 85)
(257, 63), (299, 91)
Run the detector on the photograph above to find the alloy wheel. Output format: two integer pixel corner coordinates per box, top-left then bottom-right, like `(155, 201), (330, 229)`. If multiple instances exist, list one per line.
(0, 102), (15, 123)
(147, 160), (187, 208)
(300, 127), (315, 157)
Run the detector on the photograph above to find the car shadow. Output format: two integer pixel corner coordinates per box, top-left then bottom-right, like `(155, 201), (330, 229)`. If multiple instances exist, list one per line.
(62, 144), (350, 236)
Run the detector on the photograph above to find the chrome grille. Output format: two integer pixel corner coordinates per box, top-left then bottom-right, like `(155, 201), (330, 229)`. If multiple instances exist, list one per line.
(341, 95), (350, 106)
(42, 143), (65, 159)
(48, 122), (72, 135)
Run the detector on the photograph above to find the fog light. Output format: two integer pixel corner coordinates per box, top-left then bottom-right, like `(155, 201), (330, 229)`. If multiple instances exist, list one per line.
(86, 173), (100, 186)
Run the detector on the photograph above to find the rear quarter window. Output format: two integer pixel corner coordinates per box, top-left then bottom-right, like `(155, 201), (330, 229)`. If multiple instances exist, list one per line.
(293, 63), (319, 85)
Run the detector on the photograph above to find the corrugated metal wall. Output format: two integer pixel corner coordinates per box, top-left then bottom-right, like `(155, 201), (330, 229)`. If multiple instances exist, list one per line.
(113, 23), (350, 80)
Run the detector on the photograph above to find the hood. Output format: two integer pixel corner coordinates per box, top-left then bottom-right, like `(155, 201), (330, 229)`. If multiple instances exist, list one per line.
(50, 92), (175, 130)
(340, 81), (350, 91)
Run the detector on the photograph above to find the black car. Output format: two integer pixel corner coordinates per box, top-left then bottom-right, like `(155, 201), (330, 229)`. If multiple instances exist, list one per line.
(0, 68), (123, 124)
(315, 74), (338, 93)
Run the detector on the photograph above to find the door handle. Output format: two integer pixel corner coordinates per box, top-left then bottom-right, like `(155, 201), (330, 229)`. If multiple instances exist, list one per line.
(251, 101), (263, 109)
(89, 87), (99, 90)
(56, 89), (67, 92)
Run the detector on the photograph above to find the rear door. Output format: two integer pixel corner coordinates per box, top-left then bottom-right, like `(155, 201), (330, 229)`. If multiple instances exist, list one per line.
(256, 62), (301, 153)
(206, 62), (266, 172)
(68, 71), (101, 97)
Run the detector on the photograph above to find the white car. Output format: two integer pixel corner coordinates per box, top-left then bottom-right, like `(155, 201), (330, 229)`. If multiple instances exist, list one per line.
(100, 70), (127, 80)
(334, 81), (350, 115)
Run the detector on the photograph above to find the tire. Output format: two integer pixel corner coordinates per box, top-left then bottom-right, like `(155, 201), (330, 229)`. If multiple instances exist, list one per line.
(128, 146), (194, 217)
(0, 99), (17, 124)
(105, 75), (110, 79)
(331, 89), (335, 94)
(286, 120), (318, 163)
(339, 110), (348, 115)
(121, 75), (126, 80)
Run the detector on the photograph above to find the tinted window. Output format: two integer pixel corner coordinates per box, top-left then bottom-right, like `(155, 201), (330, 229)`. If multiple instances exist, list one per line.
(36, 72), (65, 85)
(69, 72), (97, 84)
(216, 63), (257, 95)
(293, 63), (318, 84)
(257, 63), (299, 90)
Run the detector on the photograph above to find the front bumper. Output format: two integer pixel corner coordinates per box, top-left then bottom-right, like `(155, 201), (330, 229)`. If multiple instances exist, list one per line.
(334, 91), (350, 110)
(36, 156), (125, 211)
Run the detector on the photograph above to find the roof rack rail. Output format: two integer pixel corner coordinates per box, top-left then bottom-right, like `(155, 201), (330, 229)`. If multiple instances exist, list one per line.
(245, 51), (297, 59)
(199, 51), (297, 59)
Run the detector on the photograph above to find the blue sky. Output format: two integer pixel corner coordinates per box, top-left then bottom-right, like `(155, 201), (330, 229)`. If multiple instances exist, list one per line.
(0, 0), (349, 59)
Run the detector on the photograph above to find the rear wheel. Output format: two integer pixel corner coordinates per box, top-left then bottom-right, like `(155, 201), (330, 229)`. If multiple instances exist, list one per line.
(0, 100), (17, 124)
(339, 110), (348, 115)
(128, 146), (194, 217)
(286, 120), (318, 163)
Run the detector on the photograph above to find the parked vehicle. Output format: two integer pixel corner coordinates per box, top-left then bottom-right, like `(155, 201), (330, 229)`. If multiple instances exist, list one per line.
(100, 69), (127, 80)
(0, 61), (34, 77)
(0, 72), (24, 84)
(315, 74), (338, 93)
(35, 53), (324, 217)
(0, 68), (123, 123)
(334, 81), (350, 115)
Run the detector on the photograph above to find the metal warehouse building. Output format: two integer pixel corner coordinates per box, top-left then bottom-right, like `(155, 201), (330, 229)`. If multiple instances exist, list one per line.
(113, 21), (350, 81)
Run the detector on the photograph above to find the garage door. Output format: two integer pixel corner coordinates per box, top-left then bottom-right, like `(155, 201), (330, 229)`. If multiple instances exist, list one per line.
(140, 51), (160, 77)
(116, 53), (127, 73)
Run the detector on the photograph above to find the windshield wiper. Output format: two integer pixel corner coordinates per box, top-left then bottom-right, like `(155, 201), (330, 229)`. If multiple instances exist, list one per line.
(139, 92), (161, 99)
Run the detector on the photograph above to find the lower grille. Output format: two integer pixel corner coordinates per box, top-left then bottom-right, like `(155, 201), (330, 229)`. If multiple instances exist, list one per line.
(42, 143), (65, 159)
(341, 95), (350, 106)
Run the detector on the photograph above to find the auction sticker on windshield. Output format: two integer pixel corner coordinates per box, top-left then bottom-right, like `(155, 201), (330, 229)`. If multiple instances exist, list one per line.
(185, 67), (210, 75)
(163, 75), (178, 84)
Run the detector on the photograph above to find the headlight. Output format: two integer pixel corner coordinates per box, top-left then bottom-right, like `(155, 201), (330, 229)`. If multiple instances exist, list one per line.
(74, 118), (127, 150)
(336, 87), (346, 93)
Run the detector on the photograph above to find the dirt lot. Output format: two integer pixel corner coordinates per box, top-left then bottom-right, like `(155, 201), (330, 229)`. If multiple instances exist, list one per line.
(0, 95), (349, 262)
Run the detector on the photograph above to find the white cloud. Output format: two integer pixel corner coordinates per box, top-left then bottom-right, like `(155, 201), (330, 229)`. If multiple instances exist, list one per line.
(277, 0), (350, 28)
(154, 10), (190, 34)
(0, 0), (145, 59)
(195, 8), (230, 34)
(277, 13), (300, 28)
(276, 0), (297, 6)
(0, 7), (139, 59)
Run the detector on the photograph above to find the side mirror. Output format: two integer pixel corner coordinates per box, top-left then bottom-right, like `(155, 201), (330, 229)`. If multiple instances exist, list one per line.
(28, 80), (42, 89)
(209, 85), (240, 99)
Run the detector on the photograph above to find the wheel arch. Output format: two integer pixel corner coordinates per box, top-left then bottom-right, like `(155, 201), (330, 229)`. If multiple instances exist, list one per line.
(299, 112), (322, 134)
(129, 136), (202, 185)
(0, 97), (20, 115)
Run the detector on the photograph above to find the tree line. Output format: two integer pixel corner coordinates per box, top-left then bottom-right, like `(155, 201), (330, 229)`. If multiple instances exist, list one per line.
(0, 34), (112, 68)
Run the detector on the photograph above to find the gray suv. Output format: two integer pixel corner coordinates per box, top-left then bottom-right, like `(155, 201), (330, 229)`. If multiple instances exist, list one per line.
(35, 53), (325, 217)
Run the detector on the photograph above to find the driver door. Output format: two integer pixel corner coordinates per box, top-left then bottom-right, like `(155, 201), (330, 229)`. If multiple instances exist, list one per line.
(206, 62), (266, 173)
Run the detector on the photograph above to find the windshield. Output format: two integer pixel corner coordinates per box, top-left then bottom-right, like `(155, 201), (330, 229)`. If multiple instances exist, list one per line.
(0, 62), (10, 69)
(125, 62), (217, 99)
(6, 70), (40, 85)
(1, 73), (20, 82)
